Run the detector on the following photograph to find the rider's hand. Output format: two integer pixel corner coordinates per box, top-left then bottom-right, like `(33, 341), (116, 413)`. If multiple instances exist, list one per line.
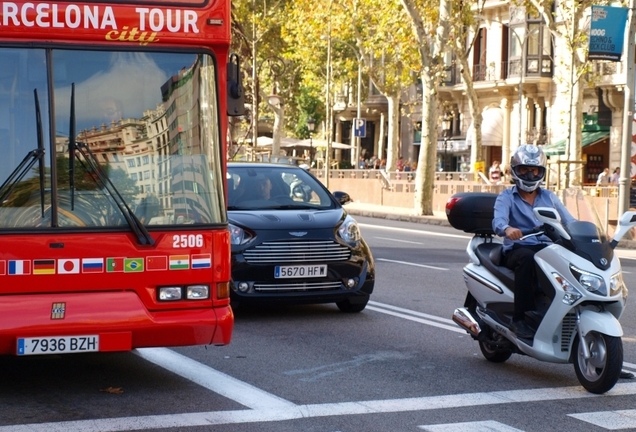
(504, 227), (523, 240)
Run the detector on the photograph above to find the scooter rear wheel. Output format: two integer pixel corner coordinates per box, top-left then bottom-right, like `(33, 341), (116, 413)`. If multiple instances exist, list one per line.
(479, 340), (512, 363)
(573, 331), (622, 394)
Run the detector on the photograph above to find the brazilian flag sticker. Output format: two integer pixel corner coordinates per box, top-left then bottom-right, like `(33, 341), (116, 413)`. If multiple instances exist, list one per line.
(124, 258), (144, 273)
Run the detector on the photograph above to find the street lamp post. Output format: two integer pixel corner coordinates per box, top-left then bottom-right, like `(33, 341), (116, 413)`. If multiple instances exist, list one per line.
(442, 115), (452, 171)
(307, 117), (316, 168)
(324, 37), (363, 166)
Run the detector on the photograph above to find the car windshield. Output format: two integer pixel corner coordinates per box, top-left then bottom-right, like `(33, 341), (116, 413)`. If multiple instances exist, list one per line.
(227, 165), (336, 210)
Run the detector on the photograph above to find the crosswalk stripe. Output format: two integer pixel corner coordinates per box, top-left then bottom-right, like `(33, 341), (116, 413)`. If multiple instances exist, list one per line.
(569, 409), (636, 429)
(2, 383), (636, 431)
(418, 420), (524, 431)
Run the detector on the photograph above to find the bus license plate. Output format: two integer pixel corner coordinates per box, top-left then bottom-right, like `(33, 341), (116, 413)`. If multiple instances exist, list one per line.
(17, 335), (99, 356)
(274, 265), (327, 279)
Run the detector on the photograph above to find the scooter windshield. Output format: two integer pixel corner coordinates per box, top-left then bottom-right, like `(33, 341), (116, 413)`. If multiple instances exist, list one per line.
(560, 188), (609, 238)
(560, 188), (613, 270)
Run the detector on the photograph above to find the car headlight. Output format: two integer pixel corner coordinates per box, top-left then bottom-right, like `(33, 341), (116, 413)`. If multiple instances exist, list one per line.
(610, 271), (628, 299)
(552, 272), (583, 305)
(229, 223), (253, 245)
(570, 265), (607, 296)
(337, 215), (361, 243)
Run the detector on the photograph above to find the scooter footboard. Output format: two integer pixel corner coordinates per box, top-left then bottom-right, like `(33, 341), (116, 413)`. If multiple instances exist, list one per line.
(578, 309), (623, 338)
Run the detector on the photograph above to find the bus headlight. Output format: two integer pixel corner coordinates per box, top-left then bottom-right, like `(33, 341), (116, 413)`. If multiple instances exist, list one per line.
(187, 285), (209, 300)
(158, 286), (182, 301)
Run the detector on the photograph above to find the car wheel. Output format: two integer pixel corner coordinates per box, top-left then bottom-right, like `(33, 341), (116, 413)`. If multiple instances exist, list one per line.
(336, 297), (368, 313)
(230, 299), (242, 313)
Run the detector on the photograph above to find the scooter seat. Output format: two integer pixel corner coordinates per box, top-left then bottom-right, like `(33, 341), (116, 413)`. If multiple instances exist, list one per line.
(475, 243), (515, 291)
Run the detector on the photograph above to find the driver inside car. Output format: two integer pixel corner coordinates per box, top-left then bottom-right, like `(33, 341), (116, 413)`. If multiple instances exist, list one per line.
(492, 145), (576, 339)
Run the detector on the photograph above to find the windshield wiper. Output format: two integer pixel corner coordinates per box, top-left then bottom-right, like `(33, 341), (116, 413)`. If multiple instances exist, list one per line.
(35, 89), (46, 218)
(0, 89), (46, 211)
(68, 84), (154, 246)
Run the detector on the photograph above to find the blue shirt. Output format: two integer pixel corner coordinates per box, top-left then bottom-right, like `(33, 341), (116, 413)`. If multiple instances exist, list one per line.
(492, 186), (576, 252)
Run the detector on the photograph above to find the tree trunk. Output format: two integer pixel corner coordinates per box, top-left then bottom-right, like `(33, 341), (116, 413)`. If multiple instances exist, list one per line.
(458, 57), (483, 172)
(414, 71), (437, 215)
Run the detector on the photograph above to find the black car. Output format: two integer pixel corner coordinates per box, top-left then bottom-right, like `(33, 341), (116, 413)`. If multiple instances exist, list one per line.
(227, 162), (375, 312)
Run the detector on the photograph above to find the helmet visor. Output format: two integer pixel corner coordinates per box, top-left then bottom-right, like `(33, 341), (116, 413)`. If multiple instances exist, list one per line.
(513, 165), (545, 182)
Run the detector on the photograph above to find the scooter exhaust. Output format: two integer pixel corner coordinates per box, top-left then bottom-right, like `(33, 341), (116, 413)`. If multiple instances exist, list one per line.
(452, 307), (481, 337)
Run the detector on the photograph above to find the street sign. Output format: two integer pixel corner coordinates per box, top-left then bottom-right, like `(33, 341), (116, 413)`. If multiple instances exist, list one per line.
(354, 118), (366, 138)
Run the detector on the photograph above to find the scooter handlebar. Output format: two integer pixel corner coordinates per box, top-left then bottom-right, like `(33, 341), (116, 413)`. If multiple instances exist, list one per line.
(519, 227), (544, 241)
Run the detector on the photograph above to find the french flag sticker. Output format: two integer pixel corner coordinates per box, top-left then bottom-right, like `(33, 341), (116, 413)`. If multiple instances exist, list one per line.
(8, 260), (31, 275)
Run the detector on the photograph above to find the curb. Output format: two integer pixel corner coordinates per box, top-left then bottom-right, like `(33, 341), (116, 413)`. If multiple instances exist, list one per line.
(346, 207), (636, 250)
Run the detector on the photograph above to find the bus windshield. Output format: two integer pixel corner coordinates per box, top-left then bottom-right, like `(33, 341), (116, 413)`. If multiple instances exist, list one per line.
(0, 47), (225, 228)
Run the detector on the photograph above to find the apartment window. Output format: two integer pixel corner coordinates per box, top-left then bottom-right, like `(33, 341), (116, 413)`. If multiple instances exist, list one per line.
(473, 28), (488, 81)
(508, 17), (552, 78)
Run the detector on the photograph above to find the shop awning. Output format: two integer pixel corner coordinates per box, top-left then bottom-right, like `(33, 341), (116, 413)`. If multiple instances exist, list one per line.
(466, 107), (504, 147)
(542, 131), (610, 156)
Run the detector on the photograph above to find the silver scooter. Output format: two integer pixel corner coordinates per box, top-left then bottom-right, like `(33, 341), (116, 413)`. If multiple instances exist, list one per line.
(446, 192), (632, 394)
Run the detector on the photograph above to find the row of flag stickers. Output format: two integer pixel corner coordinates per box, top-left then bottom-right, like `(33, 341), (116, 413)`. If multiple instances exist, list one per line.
(0, 254), (212, 275)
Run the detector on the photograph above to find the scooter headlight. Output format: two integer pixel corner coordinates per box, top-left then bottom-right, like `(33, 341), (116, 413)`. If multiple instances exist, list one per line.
(610, 271), (628, 299)
(570, 265), (607, 296)
(552, 272), (583, 305)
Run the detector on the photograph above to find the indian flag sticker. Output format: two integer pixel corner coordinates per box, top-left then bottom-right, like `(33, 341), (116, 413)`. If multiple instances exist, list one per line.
(191, 254), (211, 269)
(169, 255), (189, 270)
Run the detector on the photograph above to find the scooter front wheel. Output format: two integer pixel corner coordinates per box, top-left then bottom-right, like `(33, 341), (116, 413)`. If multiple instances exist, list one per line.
(573, 331), (623, 394)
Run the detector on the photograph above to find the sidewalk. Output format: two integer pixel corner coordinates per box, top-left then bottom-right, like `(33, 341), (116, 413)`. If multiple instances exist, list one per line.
(343, 200), (636, 253)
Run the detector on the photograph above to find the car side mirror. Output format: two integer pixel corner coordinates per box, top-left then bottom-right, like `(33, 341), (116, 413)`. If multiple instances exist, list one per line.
(332, 191), (352, 205)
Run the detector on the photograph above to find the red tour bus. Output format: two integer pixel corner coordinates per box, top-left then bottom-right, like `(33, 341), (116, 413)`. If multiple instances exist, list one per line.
(0, 0), (243, 355)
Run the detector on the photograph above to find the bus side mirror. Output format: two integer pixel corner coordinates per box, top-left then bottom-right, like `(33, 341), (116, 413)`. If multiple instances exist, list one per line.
(227, 53), (245, 117)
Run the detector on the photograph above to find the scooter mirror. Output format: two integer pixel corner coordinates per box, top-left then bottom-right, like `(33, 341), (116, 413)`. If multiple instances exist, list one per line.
(534, 207), (570, 240)
(537, 208), (560, 221)
(611, 211), (636, 248)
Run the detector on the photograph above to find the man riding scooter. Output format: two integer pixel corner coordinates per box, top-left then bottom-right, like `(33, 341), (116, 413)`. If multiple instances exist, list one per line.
(492, 144), (634, 378)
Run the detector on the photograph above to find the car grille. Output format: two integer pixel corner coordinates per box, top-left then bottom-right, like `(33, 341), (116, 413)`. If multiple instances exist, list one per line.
(254, 281), (342, 292)
(243, 240), (351, 264)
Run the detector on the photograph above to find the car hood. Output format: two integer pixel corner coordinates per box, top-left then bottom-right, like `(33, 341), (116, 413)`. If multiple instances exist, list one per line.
(229, 208), (345, 230)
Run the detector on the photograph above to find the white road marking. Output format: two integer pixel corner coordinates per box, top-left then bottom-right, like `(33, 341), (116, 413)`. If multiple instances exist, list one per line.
(3, 384), (636, 431)
(376, 257), (448, 271)
(359, 223), (470, 239)
(418, 420), (524, 431)
(134, 348), (294, 410)
(568, 409), (636, 430)
(374, 236), (425, 245)
(366, 305), (465, 334)
(368, 301), (456, 325)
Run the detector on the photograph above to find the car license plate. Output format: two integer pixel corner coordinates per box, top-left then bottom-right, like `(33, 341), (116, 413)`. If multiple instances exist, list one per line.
(274, 264), (327, 278)
(17, 335), (99, 356)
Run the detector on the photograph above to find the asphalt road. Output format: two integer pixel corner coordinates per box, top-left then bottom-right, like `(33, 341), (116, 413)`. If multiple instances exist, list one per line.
(1, 216), (636, 432)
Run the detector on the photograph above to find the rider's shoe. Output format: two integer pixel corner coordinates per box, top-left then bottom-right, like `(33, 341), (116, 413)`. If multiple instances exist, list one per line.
(510, 319), (534, 339)
(620, 370), (635, 379)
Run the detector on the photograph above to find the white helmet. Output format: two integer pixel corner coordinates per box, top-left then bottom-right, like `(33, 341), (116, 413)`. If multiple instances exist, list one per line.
(510, 145), (546, 192)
